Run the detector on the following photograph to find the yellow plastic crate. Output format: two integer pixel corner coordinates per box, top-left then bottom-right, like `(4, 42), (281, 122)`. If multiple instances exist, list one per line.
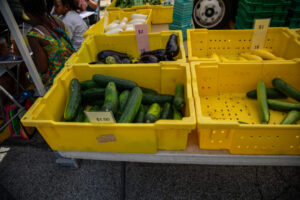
(66, 31), (186, 65)
(106, 0), (173, 24)
(187, 28), (300, 63)
(83, 9), (152, 38)
(191, 61), (300, 155)
(21, 63), (196, 153)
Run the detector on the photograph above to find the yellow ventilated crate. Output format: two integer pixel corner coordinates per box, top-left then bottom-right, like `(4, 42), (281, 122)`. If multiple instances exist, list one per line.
(66, 31), (186, 65)
(187, 28), (300, 63)
(106, 0), (173, 24)
(21, 63), (196, 153)
(83, 9), (152, 38)
(191, 61), (300, 155)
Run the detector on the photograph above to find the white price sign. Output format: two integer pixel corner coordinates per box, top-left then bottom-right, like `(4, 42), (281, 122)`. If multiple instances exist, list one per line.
(251, 18), (271, 50)
(135, 24), (150, 55)
(84, 111), (116, 123)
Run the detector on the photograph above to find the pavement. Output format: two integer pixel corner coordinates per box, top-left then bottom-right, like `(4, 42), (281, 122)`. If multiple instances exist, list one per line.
(0, 133), (300, 200)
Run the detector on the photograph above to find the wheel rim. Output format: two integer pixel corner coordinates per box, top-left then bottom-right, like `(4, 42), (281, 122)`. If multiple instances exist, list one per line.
(193, 0), (226, 28)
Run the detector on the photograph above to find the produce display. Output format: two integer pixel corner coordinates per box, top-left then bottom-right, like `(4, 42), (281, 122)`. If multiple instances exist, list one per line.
(104, 14), (148, 34)
(115, 0), (161, 8)
(246, 78), (300, 124)
(62, 75), (185, 123)
(210, 48), (285, 62)
(88, 33), (179, 64)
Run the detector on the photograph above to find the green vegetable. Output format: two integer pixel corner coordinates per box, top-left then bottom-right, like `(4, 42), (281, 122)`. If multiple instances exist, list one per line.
(272, 78), (300, 102)
(238, 121), (248, 124)
(82, 88), (105, 102)
(80, 80), (98, 90)
(74, 106), (85, 122)
(145, 103), (161, 123)
(105, 56), (117, 64)
(267, 99), (300, 112)
(160, 102), (172, 119)
(142, 93), (174, 105)
(173, 83), (185, 110)
(173, 107), (183, 120)
(119, 90), (130, 112)
(140, 87), (158, 95)
(93, 74), (137, 90)
(64, 78), (81, 121)
(89, 105), (101, 111)
(87, 99), (104, 106)
(101, 82), (119, 114)
(9, 109), (20, 135)
(281, 110), (300, 124)
(135, 104), (146, 123)
(257, 81), (269, 124)
(118, 87), (143, 123)
(246, 88), (286, 99)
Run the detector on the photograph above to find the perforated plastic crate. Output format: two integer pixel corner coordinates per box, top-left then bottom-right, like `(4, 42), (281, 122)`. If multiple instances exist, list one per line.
(191, 61), (300, 155)
(241, 0), (291, 12)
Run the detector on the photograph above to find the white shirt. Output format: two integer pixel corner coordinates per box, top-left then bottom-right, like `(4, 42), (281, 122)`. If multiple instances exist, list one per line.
(62, 11), (88, 51)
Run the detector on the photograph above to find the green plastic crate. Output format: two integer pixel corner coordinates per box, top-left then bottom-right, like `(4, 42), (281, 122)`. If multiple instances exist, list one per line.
(288, 17), (300, 28)
(235, 15), (286, 29)
(240, 0), (291, 13)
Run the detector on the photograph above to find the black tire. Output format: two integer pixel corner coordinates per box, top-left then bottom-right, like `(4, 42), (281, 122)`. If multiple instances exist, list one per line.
(192, 0), (232, 29)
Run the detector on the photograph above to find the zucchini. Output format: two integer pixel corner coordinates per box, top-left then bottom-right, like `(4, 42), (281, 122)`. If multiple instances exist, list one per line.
(173, 83), (185, 110)
(118, 87), (143, 123)
(267, 99), (300, 112)
(246, 88), (286, 99)
(134, 104), (146, 123)
(89, 105), (102, 111)
(101, 82), (119, 114)
(142, 93), (174, 105)
(93, 74), (137, 90)
(257, 81), (270, 124)
(281, 110), (300, 124)
(119, 90), (130, 112)
(173, 107), (183, 120)
(87, 99), (104, 106)
(145, 103), (161, 123)
(64, 78), (81, 121)
(82, 88), (105, 102)
(140, 87), (157, 95)
(238, 121), (248, 124)
(74, 106), (85, 122)
(160, 102), (172, 119)
(80, 80), (98, 90)
(272, 78), (300, 102)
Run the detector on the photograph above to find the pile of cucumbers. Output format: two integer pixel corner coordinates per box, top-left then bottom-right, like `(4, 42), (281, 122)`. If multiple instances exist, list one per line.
(89, 33), (179, 65)
(247, 78), (300, 124)
(63, 74), (185, 123)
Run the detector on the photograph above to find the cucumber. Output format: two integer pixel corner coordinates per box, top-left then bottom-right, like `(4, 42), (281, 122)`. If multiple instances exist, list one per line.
(246, 88), (287, 99)
(267, 99), (300, 112)
(101, 82), (119, 114)
(173, 83), (185, 110)
(173, 107), (183, 120)
(134, 104), (146, 123)
(160, 102), (173, 119)
(87, 99), (104, 106)
(119, 90), (130, 112)
(142, 93), (174, 105)
(145, 103), (161, 123)
(118, 87), (143, 123)
(64, 78), (81, 121)
(9, 109), (20, 135)
(257, 81), (270, 124)
(89, 105), (102, 111)
(238, 121), (248, 124)
(281, 110), (300, 124)
(82, 88), (105, 102)
(140, 87), (157, 95)
(272, 78), (300, 102)
(93, 74), (137, 90)
(74, 106), (85, 122)
(80, 80), (98, 90)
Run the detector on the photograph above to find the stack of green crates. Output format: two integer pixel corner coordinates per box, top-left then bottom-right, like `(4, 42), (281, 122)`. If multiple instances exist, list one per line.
(235, 0), (291, 29)
(168, 0), (193, 40)
(287, 0), (300, 28)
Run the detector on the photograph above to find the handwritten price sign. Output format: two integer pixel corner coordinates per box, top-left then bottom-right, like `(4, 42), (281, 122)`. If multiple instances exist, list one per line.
(251, 19), (270, 50)
(84, 111), (116, 123)
(135, 24), (150, 55)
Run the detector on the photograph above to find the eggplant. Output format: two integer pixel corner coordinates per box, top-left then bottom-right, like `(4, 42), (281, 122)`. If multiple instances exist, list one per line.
(97, 50), (130, 60)
(105, 56), (117, 64)
(138, 55), (159, 63)
(111, 55), (122, 63)
(141, 49), (165, 61)
(162, 55), (174, 61)
(165, 33), (179, 58)
(122, 58), (132, 64)
(89, 61), (105, 64)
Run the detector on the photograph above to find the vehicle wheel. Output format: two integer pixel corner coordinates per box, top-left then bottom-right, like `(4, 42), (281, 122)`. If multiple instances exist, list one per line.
(192, 0), (232, 29)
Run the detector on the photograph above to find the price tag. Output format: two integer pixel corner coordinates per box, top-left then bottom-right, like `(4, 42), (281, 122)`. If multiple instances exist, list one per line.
(135, 24), (150, 55)
(84, 111), (116, 123)
(251, 19), (270, 50)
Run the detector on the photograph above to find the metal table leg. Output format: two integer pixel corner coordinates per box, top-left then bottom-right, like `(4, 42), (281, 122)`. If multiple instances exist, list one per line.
(120, 162), (126, 200)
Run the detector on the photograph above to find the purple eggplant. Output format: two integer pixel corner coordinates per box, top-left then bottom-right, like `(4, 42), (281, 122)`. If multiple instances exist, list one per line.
(141, 49), (165, 61)
(138, 55), (159, 63)
(165, 33), (179, 58)
(97, 50), (130, 61)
